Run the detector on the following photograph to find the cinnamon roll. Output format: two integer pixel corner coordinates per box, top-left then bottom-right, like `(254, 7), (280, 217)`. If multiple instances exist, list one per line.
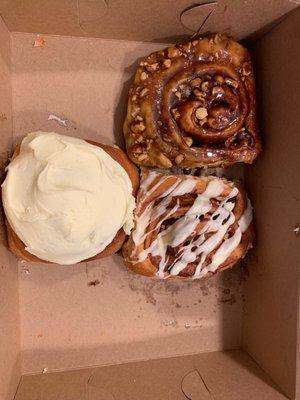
(124, 34), (261, 168)
(2, 132), (139, 264)
(122, 169), (254, 279)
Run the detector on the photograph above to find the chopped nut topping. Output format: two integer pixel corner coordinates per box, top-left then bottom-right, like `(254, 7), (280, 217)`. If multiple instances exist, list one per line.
(195, 107), (208, 120)
(132, 94), (137, 101)
(131, 106), (140, 118)
(162, 134), (172, 142)
(167, 47), (180, 58)
(163, 59), (171, 68)
(135, 115), (143, 121)
(140, 72), (148, 81)
(215, 75), (224, 84)
(157, 120), (163, 127)
(136, 154), (147, 162)
(190, 77), (202, 87)
(131, 144), (144, 154)
(140, 88), (149, 97)
(175, 154), (184, 164)
(199, 117), (207, 126)
(192, 40), (199, 46)
(212, 86), (225, 96)
(146, 62), (158, 72)
(184, 137), (193, 147)
(242, 62), (251, 76)
(225, 78), (238, 88)
(135, 135), (143, 143)
(201, 81), (210, 92)
(132, 122), (145, 133)
(175, 92), (182, 99)
(213, 34), (223, 44)
(171, 108), (180, 119)
(158, 153), (172, 168)
(193, 89), (206, 99)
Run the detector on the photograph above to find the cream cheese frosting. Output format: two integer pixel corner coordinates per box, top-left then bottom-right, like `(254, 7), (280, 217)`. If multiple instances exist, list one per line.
(2, 132), (135, 264)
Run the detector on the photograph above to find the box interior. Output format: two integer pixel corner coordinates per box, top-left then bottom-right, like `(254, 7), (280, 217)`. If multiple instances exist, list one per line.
(0, 1), (299, 399)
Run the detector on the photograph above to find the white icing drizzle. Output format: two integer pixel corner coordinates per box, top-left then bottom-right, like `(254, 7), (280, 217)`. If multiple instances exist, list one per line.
(131, 172), (253, 279)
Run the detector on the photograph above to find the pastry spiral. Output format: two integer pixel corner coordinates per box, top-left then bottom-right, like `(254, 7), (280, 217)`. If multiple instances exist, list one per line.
(124, 34), (261, 168)
(122, 169), (254, 279)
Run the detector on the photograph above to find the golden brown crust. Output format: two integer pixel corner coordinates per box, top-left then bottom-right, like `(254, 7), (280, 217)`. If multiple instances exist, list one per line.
(122, 169), (254, 279)
(4, 139), (139, 264)
(124, 34), (261, 168)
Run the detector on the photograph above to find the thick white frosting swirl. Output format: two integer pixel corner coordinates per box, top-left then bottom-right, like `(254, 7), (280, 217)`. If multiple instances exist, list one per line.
(2, 132), (135, 264)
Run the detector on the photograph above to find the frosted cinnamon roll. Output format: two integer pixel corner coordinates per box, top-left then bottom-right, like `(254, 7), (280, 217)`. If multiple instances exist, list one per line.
(2, 132), (139, 264)
(122, 169), (254, 279)
(124, 34), (261, 168)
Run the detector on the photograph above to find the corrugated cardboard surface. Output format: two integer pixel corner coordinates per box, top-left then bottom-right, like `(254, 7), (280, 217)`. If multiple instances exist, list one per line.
(244, 8), (300, 400)
(0, 2), (298, 399)
(11, 33), (245, 374)
(15, 350), (288, 400)
(0, 0), (297, 42)
(0, 16), (21, 400)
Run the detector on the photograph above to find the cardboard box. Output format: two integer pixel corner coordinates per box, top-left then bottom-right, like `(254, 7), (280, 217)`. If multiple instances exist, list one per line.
(0, 1), (299, 399)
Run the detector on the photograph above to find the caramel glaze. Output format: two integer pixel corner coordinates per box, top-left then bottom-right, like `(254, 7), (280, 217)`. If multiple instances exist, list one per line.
(124, 34), (261, 168)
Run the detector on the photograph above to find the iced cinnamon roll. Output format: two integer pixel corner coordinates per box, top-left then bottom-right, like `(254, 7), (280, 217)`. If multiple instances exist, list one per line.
(124, 34), (261, 168)
(2, 132), (139, 264)
(122, 169), (254, 279)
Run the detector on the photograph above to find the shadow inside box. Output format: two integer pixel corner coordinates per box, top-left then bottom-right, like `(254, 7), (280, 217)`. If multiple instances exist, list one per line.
(11, 110), (115, 147)
(19, 257), (247, 369)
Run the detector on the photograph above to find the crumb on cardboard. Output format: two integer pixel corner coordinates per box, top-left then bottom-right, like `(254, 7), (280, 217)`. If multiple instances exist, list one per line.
(48, 114), (68, 126)
(42, 367), (48, 374)
(33, 36), (46, 48)
(87, 279), (100, 287)
(22, 268), (30, 275)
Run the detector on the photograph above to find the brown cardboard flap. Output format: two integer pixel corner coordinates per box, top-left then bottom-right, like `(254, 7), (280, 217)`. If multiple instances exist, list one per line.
(0, 14), (21, 400)
(15, 350), (288, 400)
(0, 0), (297, 42)
(244, 7), (300, 400)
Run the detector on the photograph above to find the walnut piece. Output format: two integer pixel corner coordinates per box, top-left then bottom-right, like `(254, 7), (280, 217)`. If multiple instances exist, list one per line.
(184, 137), (193, 147)
(175, 154), (184, 164)
(132, 122), (145, 133)
(163, 59), (171, 68)
(136, 154), (147, 161)
(195, 107), (208, 120)
(212, 86), (225, 96)
(162, 134), (172, 142)
(131, 144), (144, 154)
(158, 153), (172, 168)
(171, 108), (180, 119)
(167, 47), (180, 58)
(199, 117), (207, 126)
(215, 75), (224, 84)
(140, 72), (148, 81)
(190, 77), (202, 87)
(225, 78), (238, 89)
(146, 63), (158, 72)
(201, 81), (210, 92)
(140, 88), (149, 97)
(131, 105), (140, 118)
(193, 89), (206, 100)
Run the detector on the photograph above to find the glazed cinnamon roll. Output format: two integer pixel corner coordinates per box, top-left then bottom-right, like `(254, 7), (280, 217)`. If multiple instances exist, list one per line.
(122, 169), (254, 279)
(124, 34), (261, 168)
